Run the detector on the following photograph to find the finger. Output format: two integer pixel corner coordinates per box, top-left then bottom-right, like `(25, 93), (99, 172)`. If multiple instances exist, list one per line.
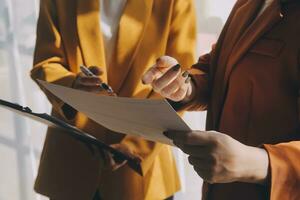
(76, 85), (103, 93)
(89, 66), (103, 76)
(76, 72), (85, 78)
(152, 64), (181, 92)
(142, 56), (178, 85)
(142, 65), (165, 85)
(164, 131), (214, 146)
(77, 70), (102, 83)
(78, 81), (101, 87)
(79, 76), (102, 84)
(169, 78), (190, 102)
(160, 71), (188, 98)
(156, 56), (178, 69)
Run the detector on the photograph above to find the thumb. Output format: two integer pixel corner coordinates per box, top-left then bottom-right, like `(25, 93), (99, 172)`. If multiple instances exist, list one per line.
(164, 131), (214, 146)
(156, 56), (178, 69)
(142, 56), (178, 85)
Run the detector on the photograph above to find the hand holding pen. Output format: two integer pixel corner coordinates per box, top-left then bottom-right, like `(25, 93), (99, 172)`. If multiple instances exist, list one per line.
(73, 65), (115, 95)
(78, 66), (140, 170)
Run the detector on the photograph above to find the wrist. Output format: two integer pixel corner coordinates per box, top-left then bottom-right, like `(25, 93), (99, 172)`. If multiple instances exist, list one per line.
(240, 146), (269, 185)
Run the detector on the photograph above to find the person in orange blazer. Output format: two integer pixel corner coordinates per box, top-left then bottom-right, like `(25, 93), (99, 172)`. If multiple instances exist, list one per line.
(142, 0), (300, 199)
(30, 0), (196, 199)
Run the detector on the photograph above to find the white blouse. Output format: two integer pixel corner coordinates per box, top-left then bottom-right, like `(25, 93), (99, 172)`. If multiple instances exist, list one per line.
(100, 0), (127, 67)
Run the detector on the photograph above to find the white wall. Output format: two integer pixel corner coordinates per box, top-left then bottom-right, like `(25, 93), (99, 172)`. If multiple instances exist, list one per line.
(0, 1), (236, 200)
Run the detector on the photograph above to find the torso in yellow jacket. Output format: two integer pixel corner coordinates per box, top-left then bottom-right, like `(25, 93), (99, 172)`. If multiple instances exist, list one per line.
(31, 0), (196, 199)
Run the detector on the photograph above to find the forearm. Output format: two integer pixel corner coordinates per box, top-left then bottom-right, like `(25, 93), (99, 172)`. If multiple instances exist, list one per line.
(31, 61), (76, 119)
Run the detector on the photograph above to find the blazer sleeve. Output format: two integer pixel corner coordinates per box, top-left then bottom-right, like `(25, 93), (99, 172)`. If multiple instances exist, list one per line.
(263, 142), (300, 200)
(119, 0), (197, 176)
(30, 0), (76, 119)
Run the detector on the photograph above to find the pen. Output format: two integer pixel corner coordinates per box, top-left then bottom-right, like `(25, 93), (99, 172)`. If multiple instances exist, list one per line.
(80, 65), (114, 93)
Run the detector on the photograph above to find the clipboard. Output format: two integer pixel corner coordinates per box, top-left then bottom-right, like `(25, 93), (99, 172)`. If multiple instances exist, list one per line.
(0, 99), (142, 175)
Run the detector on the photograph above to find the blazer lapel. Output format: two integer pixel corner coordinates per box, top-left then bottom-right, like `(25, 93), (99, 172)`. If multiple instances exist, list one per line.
(77, 0), (107, 82)
(216, 0), (264, 74)
(224, 0), (283, 85)
(213, 0), (283, 129)
(108, 0), (154, 93)
(211, 0), (265, 129)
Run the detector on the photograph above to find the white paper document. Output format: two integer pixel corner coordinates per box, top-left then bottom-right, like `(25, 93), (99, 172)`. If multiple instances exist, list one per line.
(39, 80), (191, 145)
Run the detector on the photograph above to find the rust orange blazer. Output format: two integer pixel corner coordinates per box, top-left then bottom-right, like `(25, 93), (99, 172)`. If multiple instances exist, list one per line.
(181, 0), (300, 199)
(30, 0), (196, 199)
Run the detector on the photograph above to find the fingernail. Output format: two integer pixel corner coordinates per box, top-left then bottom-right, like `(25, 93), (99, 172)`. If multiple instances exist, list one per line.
(101, 83), (114, 93)
(182, 71), (189, 78)
(101, 83), (109, 90)
(172, 64), (181, 72)
(185, 77), (191, 84)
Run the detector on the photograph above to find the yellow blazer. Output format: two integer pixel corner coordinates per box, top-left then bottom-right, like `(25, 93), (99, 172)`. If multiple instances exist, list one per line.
(31, 0), (196, 199)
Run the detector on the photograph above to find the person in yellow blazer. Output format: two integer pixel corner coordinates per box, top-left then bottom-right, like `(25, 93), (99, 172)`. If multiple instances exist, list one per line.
(31, 0), (196, 199)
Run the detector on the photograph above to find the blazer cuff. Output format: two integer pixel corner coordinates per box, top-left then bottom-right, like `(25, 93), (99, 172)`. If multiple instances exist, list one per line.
(263, 142), (300, 200)
(31, 65), (77, 121)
